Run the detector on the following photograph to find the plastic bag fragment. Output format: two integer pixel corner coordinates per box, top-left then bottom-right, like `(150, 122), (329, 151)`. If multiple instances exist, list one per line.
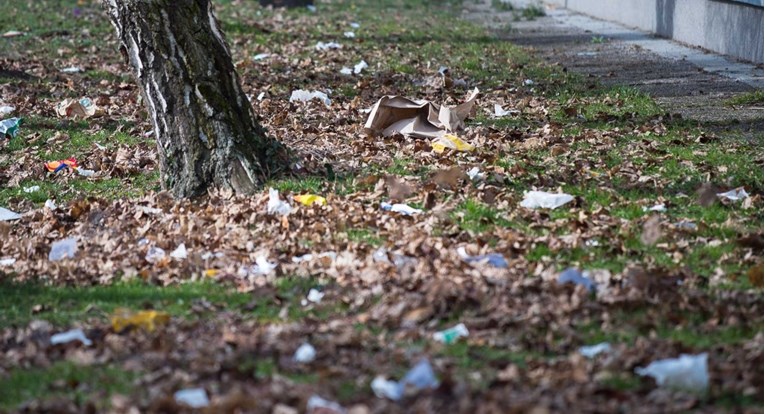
(110, 308), (170, 332)
(380, 202), (422, 215)
(45, 157), (78, 173)
(520, 191), (574, 209)
(315, 41), (341, 51)
(433, 323), (469, 344)
(267, 188), (292, 216)
(457, 247), (508, 268)
(145, 246), (166, 264)
(307, 395), (346, 414)
(0, 207), (21, 221)
(49, 237), (78, 261)
(557, 268), (595, 292)
(51, 328), (92, 346)
(0, 117), (22, 138)
(635, 353), (709, 393)
(716, 187), (748, 201)
(170, 243), (188, 260)
(371, 359), (439, 401)
(579, 342), (611, 358)
(174, 388), (210, 408)
(294, 342), (317, 363)
(290, 90), (331, 107)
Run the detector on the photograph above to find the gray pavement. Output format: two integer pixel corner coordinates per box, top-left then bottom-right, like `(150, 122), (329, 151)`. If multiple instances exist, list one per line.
(463, 0), (764, 140)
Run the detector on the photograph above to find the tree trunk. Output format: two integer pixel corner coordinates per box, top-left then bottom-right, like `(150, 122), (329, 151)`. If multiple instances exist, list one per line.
(103, 0), (285, 198)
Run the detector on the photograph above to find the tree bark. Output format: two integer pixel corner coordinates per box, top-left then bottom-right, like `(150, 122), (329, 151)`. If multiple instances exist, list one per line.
(103, 0), (285, 198)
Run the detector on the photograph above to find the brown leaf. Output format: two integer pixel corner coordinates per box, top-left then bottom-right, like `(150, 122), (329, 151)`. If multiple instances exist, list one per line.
(431, 166), (465, 190)
(385, 176), (414, 201)
(641, 215), (661, 245)
(747, 263), (763, 288)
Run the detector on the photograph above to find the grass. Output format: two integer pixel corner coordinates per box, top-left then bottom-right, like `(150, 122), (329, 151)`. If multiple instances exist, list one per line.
(0, 275), (344, 328)
(0, 361), (138, 410)
(724, 90), (763, 106)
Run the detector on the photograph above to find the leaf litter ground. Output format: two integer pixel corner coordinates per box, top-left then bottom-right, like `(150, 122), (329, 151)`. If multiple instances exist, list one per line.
(0, 0), (762, 412)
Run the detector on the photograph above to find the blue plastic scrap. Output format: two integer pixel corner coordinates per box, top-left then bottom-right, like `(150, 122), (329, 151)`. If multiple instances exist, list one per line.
(557, 268), (595, 292)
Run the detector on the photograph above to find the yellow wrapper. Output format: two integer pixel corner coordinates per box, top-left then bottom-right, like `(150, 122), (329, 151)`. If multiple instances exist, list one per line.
(294, 194), (327, 206)
(432, 134), (475, 153)
(111, 308), (170, 332)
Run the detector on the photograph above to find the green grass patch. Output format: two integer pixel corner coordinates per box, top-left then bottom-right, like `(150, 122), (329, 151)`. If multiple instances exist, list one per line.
(0, 361), (137, 410)
(724, 90), (763, 106)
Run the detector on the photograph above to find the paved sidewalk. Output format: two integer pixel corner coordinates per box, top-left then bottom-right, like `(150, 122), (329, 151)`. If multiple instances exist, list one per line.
(463, 0), (764, 140)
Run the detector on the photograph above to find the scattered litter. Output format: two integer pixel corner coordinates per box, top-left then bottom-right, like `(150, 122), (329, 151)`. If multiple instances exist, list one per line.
(2, 31), (26, 38)
(315, 41), (342, 51)
(302, 288), (324, 305)
(381, 202), (422, 215)
(354, 60), (368, 74)
(253, 254), (277, 275)
(257, 91), (266, 101)
(60, 66), (83, 73)
(466, 167), (483, 181)
(350, 22), (360, 29)
(585, 239), (600, 247)
(56, 97), (99, 119)
(294, 194), (327, 206)
(0, 106), (15, 116)
(372, 359), (439, 401)
(0, 258), (16, 266)
(170, 243), (188, 260)
(49, 237), (78, 261)
(45, 157), (78, 173)
(557, 268), (595, 292)
(145, 246), (166, 264)
(253, 53), (271, 60)
(44, 199), (57, 210)
(23, 185), (41, 193)
(290, 89), (331, 107)
(493, 104), (519, 117)
(520, 191), (574, 209)
(431, 133), (475, 153)
(433, 323), (469, 344)
(576, 51), (599, 57)
(77, 168), (95, 177)
(267, 188), (292, 216)
(457, 247), (508, 268)
(111, 308), (170, 332)
(643, 203), (667, 212)
(674, 220), (697, 230)
(0, 117), (22, 138)
(50, 328), (92, 346)
(635, 353), (709, 393)
(174, 388), (210, 408)
(364, 88), (479, 139)
(579, 342), (611, 358)
(294, 343), (317, 363)
(306, 395), (345, 414)
(340, 67), (353, 75)
(344, 31), (355, 38)
(0, 207), (21, 221)
(716, 187), (748, 201)
(524, 79), (535, 86)
(306, 4), (317, 12)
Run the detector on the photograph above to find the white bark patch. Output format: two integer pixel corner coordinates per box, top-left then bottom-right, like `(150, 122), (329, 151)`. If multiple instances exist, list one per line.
(160, 10), (185, 70)
(232, 72), (242, 108)
(207, 3), (229, 56)
(194, 85), (214, 117)
(237, 155), (257, 186)
(152, 79), (167, 113)
(199, 131), (209, 146)
(129, 35), (143, 78)
(184, 85), (192, 108)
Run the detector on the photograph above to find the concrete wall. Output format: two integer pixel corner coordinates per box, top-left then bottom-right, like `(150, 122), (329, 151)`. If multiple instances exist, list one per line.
(547, 0), (764, 63)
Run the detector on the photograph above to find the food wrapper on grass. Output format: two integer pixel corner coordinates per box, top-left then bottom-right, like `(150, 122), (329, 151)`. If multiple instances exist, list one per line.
(111, 308), (170, 332)
(364, 88), (479, 139)
(294, 194), (327, 206)
(0, 117), (22, 139)
(45, 157), (78, 173)
(431, 134), (475, 153)
(55, 97), (102, 119)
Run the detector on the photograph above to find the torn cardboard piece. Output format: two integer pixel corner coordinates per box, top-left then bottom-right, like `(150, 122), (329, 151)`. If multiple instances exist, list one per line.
(364, 88), (479, 139)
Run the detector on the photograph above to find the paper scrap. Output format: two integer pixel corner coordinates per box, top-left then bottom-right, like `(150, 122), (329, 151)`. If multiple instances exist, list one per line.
(315, 41), (342, 51)
(51, 328), (92, 346)
(290, 90), (331, 107)
(520, 191), (574, 209)
(174, 388), (209, 408)
(431, 133), (475, 153)
(0, 207), (21, 221)
(364, 88), (479, 139)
